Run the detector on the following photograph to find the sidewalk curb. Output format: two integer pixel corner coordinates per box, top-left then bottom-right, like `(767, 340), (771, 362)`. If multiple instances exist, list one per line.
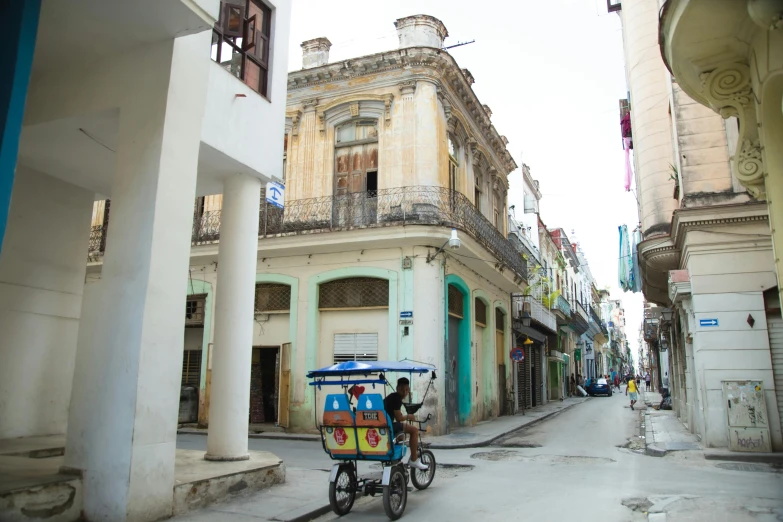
(177, 429), (321, 443)
(703, 453), (783, 465)
(273, 504), (332, 522)
(428, 399), (588, 450)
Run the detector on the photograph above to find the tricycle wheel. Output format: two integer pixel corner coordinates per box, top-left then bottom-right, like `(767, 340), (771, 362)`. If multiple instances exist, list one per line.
(383, 465), (407, 520)
(329, 465), (356, 516)
(410, 449), (436, 490)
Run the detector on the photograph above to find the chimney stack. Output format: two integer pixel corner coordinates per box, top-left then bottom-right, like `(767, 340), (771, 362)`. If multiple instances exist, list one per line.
(394, 15), (448, 49)
(301, 37), (332, 69)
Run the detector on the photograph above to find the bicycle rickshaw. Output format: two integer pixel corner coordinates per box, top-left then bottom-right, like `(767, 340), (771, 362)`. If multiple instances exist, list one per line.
(306, 360), (437, 520)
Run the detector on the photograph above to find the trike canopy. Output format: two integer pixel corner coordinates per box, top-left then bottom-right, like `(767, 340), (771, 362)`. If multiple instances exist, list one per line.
(307, 360), (435, 379)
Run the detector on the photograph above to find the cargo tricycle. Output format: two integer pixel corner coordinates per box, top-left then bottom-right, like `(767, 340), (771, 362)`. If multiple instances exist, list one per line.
(306, 360), (437, 520)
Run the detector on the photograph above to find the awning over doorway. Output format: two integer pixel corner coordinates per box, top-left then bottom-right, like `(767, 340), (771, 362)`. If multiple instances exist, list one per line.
(513, 325), (547, 344)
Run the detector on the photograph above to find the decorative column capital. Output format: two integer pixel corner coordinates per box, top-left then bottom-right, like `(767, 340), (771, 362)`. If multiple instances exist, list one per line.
(700, 63), (766, 199)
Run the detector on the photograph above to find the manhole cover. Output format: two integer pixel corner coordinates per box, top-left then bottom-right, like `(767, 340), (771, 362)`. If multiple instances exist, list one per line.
(715, 462), (779, 473)
(471, 450), (525, 462)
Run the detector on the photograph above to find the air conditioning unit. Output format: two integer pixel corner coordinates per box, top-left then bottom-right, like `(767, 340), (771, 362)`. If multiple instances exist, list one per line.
(513, 299), (523, 318)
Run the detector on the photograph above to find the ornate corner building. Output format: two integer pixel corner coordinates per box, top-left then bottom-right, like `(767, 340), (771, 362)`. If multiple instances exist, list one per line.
(612, 0), (783, 451)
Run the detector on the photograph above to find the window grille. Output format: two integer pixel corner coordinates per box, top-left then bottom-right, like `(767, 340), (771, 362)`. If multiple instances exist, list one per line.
(255, 283), (291, 313)
(185, 295), (207, 326)
(475, 299), (487, 327)
(448, 284), (464, 318)
(496, 308), (505, 331)
(334, 333), (378, 363)
(319, 277), (388, 309)
(181, 350), (202, 387)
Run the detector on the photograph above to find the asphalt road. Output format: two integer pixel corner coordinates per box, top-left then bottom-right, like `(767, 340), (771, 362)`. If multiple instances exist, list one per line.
(307, 392), (783, 522)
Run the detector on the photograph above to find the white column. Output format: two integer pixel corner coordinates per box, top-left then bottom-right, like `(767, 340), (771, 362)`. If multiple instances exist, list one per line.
(64, 32), (210, 521)
(206, 173), (261, 460)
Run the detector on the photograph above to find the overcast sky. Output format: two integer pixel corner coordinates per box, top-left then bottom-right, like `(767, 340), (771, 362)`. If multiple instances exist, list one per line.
(287, 0), (645, 363)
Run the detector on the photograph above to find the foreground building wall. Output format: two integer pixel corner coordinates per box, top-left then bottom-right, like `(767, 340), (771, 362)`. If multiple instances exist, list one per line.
(614, 0), (782, 450)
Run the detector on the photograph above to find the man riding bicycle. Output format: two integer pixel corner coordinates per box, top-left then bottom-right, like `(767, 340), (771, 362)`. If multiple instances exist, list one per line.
(383, 377), (428, 470)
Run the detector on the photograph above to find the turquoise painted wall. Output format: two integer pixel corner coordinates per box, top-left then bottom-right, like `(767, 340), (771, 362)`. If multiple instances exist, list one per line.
(0, 0), (41, 253)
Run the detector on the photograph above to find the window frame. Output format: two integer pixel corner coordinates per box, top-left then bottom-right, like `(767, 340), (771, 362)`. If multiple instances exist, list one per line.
(212, 0), (272, 98)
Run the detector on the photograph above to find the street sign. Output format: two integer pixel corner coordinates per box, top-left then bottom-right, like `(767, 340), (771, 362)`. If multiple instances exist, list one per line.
(399, 319), (413, 326)
(510, 347), (525, 362)
(265, 182), (285, 209)
(700, 318), (719, 327)
(400, 311), (413, 318)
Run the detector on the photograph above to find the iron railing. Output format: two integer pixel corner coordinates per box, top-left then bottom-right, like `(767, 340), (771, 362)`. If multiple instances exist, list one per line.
(529, 296), (556, 332)
(554, 295), (571, 317)
(88, 225), (107, 261)
(94, 186), (529, 281)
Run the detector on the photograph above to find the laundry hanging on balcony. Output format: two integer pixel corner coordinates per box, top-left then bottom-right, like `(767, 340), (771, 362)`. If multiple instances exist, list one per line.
(631, 228), (641, 293)
(618, 225), (636, 292)
(623, 137), (633, 192)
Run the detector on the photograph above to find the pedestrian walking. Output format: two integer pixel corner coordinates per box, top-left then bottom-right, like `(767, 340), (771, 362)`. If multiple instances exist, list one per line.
(645, 371), (651, 391)
(613, 373), (621, 391)
(570, 373), (576, 397)
(626, 376), (638, 410)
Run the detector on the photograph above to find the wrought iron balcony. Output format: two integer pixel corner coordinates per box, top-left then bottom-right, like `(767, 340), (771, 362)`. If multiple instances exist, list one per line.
(554, 295), (571, 317)
(96, 186), (528, 281)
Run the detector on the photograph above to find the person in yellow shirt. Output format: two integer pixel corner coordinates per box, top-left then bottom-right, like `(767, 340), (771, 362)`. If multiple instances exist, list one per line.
(626, 376), (638, 410)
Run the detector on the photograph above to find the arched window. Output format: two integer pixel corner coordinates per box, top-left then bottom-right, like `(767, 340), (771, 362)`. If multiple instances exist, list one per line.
(334, 119), (379, 197)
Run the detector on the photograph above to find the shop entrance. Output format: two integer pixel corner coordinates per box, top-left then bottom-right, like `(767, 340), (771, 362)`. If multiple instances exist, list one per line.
(250, 346), (279, 424)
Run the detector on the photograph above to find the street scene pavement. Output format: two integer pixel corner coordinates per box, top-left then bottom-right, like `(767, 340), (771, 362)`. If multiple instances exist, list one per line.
(174, 390), (783, 522)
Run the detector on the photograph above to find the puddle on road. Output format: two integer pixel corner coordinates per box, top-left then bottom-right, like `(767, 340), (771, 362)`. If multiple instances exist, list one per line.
(470, 450), (615, 465)
(368, 462), (474, 479)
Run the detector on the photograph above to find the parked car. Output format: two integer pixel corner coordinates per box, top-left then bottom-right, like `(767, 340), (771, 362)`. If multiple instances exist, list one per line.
(586, 378), (612, 397)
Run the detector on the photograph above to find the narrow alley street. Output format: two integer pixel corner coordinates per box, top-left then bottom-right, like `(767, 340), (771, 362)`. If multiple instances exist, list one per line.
(174, 393), (782, 522)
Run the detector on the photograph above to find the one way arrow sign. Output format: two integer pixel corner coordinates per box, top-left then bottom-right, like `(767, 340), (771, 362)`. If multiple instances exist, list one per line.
(699, 318), (719, 327)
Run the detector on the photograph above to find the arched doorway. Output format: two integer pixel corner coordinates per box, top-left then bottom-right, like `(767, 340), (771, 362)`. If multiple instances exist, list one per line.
(446, 275), (471, 428)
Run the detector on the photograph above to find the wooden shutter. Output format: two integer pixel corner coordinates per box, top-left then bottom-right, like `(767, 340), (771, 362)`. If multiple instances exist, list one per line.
(277, 343), (291, 428)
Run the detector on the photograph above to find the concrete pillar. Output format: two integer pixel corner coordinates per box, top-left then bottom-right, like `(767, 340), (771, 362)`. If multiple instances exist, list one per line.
(0, 0), (41, 253)
(63, 32), (211, 521)
(206, 173), (262, 461)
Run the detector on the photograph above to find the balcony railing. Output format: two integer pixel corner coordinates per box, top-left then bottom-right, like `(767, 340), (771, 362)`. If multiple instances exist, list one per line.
(95, 186), (529, 281)
(575, 301), (589, 322)
(554, 295), (571, 317)
(529, 297), (556, 332)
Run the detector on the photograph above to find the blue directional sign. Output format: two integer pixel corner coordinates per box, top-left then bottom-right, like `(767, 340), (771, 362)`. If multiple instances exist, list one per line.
(700, 318), (719, 327)
(266, 182), (285, 209)
(400, 311), (413, 318)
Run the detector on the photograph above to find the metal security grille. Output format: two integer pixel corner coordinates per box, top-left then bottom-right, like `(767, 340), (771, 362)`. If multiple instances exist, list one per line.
(517, 351), (531, 409)
(319, 278), (388, 309)
(533, 345), (542, 407)
(185, 295), (206, 326)
(448, 285), (464, 318)
(181, 350), (202, 387)
(475, 299), (487, 327)
(496, 308), (505, 331)
(334, 333), (379, 363)
(255, 283), (291, 313)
